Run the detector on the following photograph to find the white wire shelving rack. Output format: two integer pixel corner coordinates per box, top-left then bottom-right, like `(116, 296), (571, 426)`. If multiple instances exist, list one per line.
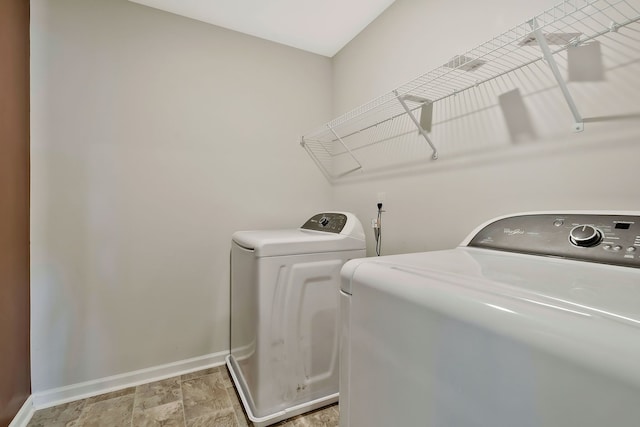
(300, 0), (640, 182)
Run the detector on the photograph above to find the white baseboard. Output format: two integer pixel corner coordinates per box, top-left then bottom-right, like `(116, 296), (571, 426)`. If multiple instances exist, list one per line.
(9, 395), (35, 427)
(32, 350), (228, 410)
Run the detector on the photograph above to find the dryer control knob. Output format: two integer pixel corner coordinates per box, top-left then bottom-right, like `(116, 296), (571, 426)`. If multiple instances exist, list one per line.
(569, 225), (602, 247)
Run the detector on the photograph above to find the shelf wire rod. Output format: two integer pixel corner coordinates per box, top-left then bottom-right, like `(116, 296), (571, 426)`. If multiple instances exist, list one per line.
(302, 148), (334, 172)
(423, 52), (535, 100)
(603, 0), (640, 19)
(301, 141), (334, 181)
(622, 0), (640, 17)
(327, 123), (418, 158)
(333, 93), (405, 129)
(321, 105), (427, 144)
(302, 137), (337, 161)
(326, 125), (363, 173)
(597, 4), (629, 27)
(481, 51), (536, 77)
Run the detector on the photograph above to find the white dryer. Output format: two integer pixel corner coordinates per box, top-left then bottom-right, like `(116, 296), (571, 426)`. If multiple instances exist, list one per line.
(340, 211), (640, 427)
(227, 212), (365, 427)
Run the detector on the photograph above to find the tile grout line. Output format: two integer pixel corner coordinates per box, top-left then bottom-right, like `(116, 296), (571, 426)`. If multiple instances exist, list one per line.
(222, 365), (244, 427)
(78, 397), (89, 425)
(71, 393), (90, 425)
(180, 375), (188, 427)
(129, 385), (138, 427)
(224, 385), (242, 426)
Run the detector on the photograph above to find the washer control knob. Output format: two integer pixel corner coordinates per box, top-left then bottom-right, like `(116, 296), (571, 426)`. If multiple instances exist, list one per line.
(319, 216), (330, 227)
(569, 225), (603, 247)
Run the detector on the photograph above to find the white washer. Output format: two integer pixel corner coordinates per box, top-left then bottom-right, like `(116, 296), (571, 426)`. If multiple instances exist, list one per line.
(340, 211), (640, 427)
(227, 212), (365, 427)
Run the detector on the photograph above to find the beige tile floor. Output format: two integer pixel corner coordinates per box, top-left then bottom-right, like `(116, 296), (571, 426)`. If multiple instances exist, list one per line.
(27, 366), (339, 427)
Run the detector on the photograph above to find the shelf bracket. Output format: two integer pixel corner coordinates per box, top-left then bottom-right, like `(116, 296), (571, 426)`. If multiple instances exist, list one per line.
(395, 91), (438, 160)
(529, 18), (584, 132)
(327, 125), (363, 175)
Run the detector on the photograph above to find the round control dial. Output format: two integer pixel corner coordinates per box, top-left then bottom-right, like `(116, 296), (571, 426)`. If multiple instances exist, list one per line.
(569, 225), (603, 247)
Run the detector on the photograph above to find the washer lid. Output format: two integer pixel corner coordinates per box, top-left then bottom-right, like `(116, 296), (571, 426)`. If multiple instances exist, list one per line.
(344, 247), (640, 386)
(343, 247), (640, 320)
(233, 229), (365, 257)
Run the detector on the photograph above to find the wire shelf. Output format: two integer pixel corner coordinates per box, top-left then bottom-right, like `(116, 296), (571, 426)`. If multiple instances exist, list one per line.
(300, 0), (640, 181)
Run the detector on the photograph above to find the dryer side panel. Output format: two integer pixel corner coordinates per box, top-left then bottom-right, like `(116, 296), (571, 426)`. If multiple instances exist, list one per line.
(230, 242), (258, 372)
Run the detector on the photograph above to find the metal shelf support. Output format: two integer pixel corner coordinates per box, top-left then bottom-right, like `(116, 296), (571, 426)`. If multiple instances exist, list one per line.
(529, 18), (584, 132)
(327, 125), (363, 176)
(395, 92), (439, 160)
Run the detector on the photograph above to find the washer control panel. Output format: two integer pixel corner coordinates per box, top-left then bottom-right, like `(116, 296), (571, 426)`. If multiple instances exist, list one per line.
(301, 213), (348, 234)
(468, 213), (640, 268)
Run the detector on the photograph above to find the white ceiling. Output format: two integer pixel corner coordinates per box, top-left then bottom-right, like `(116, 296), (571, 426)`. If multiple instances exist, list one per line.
(128, 0), (396, 57)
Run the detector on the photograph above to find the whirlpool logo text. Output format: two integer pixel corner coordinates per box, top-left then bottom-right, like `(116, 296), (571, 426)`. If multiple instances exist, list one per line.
(503, 228), (525, 235)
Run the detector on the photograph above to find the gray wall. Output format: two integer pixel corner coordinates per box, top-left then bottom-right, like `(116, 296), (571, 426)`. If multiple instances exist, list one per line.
(30, 0), (332, 392)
